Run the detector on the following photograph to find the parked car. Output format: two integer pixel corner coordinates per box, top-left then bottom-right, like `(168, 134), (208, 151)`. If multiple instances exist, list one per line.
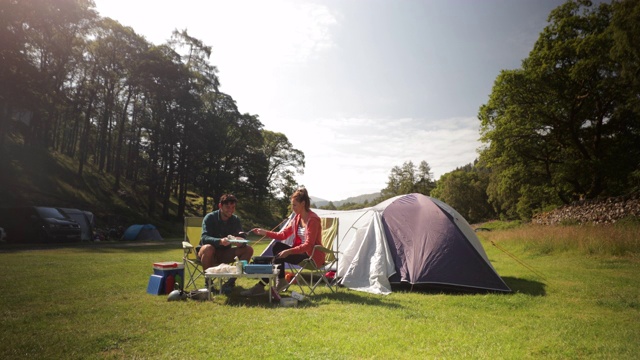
(0, 206), (82, 243)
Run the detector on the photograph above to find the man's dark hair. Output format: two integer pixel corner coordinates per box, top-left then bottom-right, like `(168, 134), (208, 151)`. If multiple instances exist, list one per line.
(219, 194), (238, 205)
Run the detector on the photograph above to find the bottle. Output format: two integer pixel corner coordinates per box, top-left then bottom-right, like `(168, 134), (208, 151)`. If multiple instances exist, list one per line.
(165, 274), (175, 294)
(235, 256), (242, 274)
(175, 274), (182, 291)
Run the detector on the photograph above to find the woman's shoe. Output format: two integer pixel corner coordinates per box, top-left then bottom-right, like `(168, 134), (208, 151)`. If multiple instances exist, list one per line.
(275, 278), (288, 292)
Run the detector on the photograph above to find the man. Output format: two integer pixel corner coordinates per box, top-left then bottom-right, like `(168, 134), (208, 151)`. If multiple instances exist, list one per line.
(198, 194), (253, 294)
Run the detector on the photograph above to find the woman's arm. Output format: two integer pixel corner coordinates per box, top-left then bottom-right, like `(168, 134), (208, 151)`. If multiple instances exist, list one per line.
(265, 222), (294, 240)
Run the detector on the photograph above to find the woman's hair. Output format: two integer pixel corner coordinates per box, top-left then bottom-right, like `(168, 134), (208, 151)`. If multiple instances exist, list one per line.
(291, 187), (311, 211)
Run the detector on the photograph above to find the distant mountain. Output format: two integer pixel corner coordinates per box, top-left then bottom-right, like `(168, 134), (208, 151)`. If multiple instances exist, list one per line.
(311, 192), (381, 208)
(310, 196), (329, 207)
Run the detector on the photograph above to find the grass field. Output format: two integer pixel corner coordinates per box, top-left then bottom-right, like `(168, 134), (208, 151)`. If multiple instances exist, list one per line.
(0, 224), (639, 359)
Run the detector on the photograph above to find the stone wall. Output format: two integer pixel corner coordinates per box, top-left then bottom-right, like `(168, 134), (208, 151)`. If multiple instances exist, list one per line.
(531, 195), (640, 225)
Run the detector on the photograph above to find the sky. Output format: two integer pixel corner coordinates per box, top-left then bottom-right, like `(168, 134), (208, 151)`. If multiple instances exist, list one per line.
(93, 0), (567, 201)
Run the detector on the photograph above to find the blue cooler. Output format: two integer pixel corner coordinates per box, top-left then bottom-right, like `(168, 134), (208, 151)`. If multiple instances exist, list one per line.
(146, 275), (164, 295)
(244, 264), (273, 274)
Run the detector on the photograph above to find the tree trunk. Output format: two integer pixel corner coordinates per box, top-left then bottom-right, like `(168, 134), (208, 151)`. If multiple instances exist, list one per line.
(77, 89), (96, 176)
(113, 89), (133, 190)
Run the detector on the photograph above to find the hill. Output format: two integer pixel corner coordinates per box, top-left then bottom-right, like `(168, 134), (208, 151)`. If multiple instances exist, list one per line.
(0, 140), (186, 237)
(311, 192), (381, 208)
(0, 138), (383, 237)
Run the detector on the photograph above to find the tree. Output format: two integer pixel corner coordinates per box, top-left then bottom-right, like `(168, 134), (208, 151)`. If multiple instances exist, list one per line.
(261, 130), (305, 200)
(0, 2), (294, 224)
(479, 0), (640, 219)
(380, 161), (414, 199)
(165, 29), (219, 218)
(430, 162), (495, 223)
(0, 0), (40, 147)
(415, 160), (436, 195)
(0, 0), (97, 149)
(380, 160), (435, 200)
(24, 0), (96, 148)
(610, 0), (640, 194)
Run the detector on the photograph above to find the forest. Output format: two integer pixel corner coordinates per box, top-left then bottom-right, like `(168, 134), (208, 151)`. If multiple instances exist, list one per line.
(1, 0), (639, 226)
(375, 0), (640, 222)
(1, 0), (306, 225)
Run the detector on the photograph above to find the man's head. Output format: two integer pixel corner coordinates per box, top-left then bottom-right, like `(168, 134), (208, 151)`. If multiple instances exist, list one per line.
(218, 194), (238, 220)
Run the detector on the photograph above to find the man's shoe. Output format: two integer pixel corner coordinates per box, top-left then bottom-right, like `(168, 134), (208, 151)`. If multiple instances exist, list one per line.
(221, 279), (235, 295)
(240, 283), (265, 297)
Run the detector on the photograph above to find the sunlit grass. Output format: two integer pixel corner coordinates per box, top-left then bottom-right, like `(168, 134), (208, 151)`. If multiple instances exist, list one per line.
(479, 222), (640, 257)
(0, 223), (639, 359)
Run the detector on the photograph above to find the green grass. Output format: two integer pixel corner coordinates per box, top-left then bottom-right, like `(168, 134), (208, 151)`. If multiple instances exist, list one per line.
(1, 227), (639, 359)
(482, 222), (640, 257)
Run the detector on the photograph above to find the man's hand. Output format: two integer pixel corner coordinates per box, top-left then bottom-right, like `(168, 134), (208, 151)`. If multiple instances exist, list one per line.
(219, 237), (230, 246)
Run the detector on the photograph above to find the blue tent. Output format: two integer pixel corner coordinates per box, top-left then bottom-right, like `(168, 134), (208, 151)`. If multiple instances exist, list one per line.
(122, 224), (163, 241)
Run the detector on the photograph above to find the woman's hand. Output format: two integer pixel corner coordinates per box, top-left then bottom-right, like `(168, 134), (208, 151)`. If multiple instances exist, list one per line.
(251, 228), (266, 236)
(277, 249), (291, 258)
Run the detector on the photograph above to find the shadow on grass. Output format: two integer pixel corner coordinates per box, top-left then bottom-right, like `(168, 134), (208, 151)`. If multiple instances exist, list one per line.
(208, 275), (549, 308)
(217, 286), (403, 309)
(390, 283), (496, 296)
(501, 276), (546, 296)
(389, 277), (546, 297)
(178, 277), (548, 309)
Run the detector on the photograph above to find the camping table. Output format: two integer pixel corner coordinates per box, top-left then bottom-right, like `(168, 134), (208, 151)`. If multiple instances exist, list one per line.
(205, 271), (279, 303)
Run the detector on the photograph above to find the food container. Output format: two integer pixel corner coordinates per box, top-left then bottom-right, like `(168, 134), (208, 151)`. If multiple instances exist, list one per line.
(280, 297), (298, 307)
(291, 291), (305, 301)
(244, 264), (273, 274)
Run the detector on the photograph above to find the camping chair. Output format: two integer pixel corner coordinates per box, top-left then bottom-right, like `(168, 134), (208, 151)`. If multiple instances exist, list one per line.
(182, 217), (205, 290)
(287, 217), (340, 296)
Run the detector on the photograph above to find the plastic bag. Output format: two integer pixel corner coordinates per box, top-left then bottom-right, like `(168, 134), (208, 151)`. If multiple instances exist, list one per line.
(205, 263), (237, 274)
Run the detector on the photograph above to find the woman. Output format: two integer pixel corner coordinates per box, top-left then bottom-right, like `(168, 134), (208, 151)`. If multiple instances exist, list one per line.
(241, 187), (325, 296)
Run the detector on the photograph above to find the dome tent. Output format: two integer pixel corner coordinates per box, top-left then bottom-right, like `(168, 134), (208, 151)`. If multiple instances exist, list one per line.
(313, 193), (510, 294)
(122, 224), (162, 241)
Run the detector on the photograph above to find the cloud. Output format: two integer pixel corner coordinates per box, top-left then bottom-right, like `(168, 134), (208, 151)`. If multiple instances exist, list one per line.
(207, 0), (337, 67)
(92, 0), (495, 201)
(292, 116), (482, 200)
(95, 0), (338, 68)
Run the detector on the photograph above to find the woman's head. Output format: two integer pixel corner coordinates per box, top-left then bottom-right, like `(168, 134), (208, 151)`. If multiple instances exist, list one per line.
(290, 187), (310, 213)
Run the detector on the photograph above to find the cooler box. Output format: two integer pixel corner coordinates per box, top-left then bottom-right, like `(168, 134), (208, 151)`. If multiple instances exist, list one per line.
(146, 275), (164, 295)
(148, 261), (184, 295)
(244, 264), (273, 274)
